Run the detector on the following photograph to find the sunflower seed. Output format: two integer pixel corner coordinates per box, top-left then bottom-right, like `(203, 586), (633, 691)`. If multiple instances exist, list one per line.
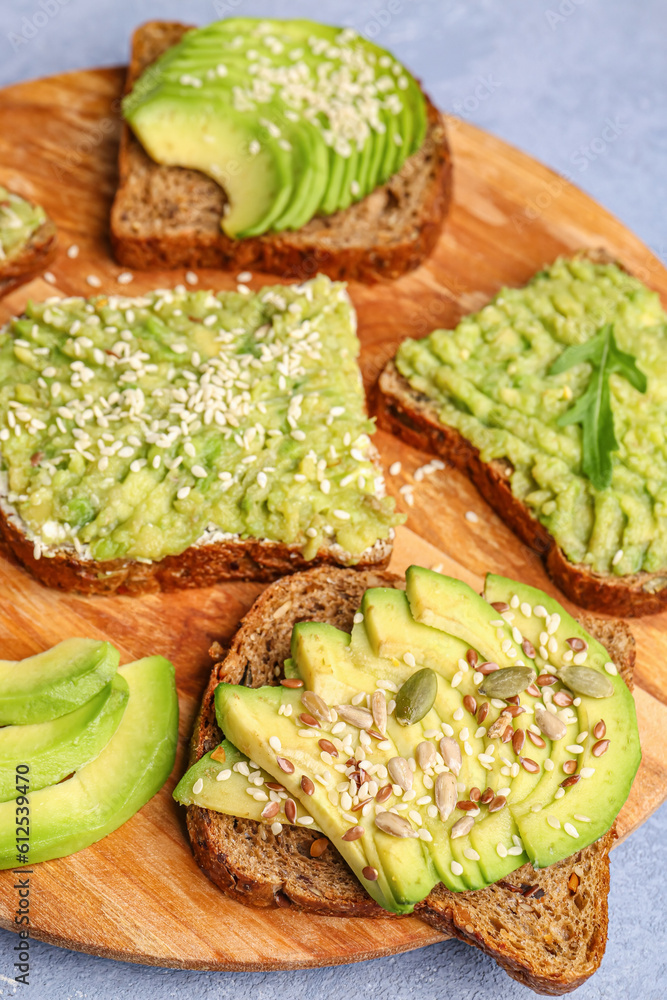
(336, 704), (373, 729)
(302, 690), (332, 722)
(479, 666), (536, 699)
(416, 741), (437, 770)
(534, 705), (567, 741)
(439, 736), (462, 776)
(558, 666), (614, 699)
(395, 668), (438, 726)
(450, 815), (475, 839)
(434, 772), (457, 821)
(387, 756), (413, 791)
(371, 690), (387, 734)
(374, 812), (416, 838)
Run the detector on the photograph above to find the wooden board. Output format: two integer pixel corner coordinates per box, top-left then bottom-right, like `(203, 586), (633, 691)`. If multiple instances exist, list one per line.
(0, 66), (665, 971)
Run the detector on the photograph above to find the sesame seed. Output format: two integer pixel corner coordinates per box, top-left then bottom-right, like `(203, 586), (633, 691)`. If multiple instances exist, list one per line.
(465, 510), (479, 523)
(564, 822), (579, 838)
(185, 271), (198, 285)
(389, 461), (401, 475)
(604, 662), (618, 676)
(612, 549), (624, 566)
(332, 509), (350, 520)
(236, 272), (252, 283)
(216, 769), (231, 782)
(580, 767), (595, 778)
(177, 487), (191, 500)
(43, 271), (56, 284)
(271, 822), (283, 835)
(191, 465), (207, 478)
(269, 736), (281, 752)
(450, 861), (463, 877)
(67, 244), (79, 258)
(86, 275), (101, 288)
(353, 612), (364, 624)
(117, 271), (134, 285)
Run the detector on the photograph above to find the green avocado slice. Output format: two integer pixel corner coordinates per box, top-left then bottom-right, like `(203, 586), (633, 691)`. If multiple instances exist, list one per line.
(174, 739), (322, 828)
(406, 566), (537, 672)
(0, 675), (129, 803)
(0, 656), (178, 869)
(483, 574), (641, 868)
(0, 639), (119, 726)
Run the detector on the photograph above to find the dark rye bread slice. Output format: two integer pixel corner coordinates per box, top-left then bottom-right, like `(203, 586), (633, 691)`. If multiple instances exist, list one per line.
(186, 565), (636, 995)
(110, 21), (452, 283)
(375, 358), (667, 617)
(0, 216), (57, 299)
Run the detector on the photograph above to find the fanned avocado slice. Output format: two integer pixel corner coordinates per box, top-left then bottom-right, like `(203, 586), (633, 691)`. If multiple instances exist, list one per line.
(0, 639), (119, 726)
(0, 675), (129, 802)
(484, 574), (641, 867)
(0, 656), (178, 869)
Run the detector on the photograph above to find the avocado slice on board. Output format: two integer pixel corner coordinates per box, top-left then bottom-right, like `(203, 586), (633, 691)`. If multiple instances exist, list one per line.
(0, 656), (178, 869)
(0, 674), (129, 802)
(0, 639), (119, 726)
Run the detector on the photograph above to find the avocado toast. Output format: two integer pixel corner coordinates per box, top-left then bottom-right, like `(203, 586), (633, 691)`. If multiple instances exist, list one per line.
(0, 274), (400, 593)
(178, 564), (639, 995)
(377, 252), (667, 616)
(111, 20), (451, 282)
(0, 186), (56, 299)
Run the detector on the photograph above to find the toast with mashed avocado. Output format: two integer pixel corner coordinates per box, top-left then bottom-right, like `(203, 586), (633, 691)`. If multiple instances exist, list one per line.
(111, 19), (451, 282)
(0, 275), (399, 593)
(0, 186), (56, 299)
(178, 564), (639, 995)
(377, 252), (667, 616)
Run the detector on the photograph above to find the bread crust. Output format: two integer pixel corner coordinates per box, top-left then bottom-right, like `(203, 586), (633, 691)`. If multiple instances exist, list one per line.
(0, 505), (392, 595)
(184, 565), (636, 994)
(375, 360), (667, 617)
(0, 217), (57, 298)
(110, 22), (452, 283)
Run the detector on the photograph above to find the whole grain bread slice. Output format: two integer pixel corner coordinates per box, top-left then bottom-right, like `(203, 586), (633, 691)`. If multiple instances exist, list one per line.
(110, 21), (452, 283)
(375, 358), (667, 617)
(185, 564), (636, 994)
(0, 216), (56, 299)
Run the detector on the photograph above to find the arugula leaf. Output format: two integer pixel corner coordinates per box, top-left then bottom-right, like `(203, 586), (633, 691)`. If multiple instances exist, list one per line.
(549, 324), (647, 490)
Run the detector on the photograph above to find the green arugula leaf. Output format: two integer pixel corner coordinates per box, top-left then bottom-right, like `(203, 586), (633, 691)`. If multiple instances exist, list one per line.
(549, 324), (647, 490)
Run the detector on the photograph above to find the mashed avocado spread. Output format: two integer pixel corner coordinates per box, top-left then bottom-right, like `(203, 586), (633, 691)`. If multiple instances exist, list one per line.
(0, 275), (400, 563)
(396, 257), (667, 577)
(0, 187), (46, 261)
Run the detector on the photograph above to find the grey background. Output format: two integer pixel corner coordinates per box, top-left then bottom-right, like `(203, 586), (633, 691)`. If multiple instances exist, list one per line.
(0, 0), (666, 997)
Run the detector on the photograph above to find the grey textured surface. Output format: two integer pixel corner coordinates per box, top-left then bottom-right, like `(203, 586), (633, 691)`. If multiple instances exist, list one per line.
(0, 0), (665, 997)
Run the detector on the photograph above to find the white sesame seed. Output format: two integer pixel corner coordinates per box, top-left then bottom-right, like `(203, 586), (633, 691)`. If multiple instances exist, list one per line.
(554, 787), (565, 799)
(496, 843), (507, 858)
(269, 736), (281, 752)
(544, 758), (554, 771)
(450, 861), (463, 877)
(564, 822), (579, 838)
(271, 822), (283, 835)
(43, 271), (56, 284)
(86, 275), (101, 288)
(185, 271), (198, 285)
(580, 767), (595, 778)
(117, 271), (134, 285)
(191, 465), (207, 478)
(612, 549), (624, 566)
(465, 510), (479, 523)
(566, 745), (584, 754)
(453, 708), (464, 721)
(67, 243), (79, 258)
(604, 662), (618, 676)
(177, 486), (191, 500)
(216, 769), (231, 782)
(332, 509), (350, 520)
(389, 461), (402, 475)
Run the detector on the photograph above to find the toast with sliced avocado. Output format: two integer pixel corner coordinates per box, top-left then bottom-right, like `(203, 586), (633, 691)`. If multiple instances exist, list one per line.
(0, 186), (56, 298)
(179, 564), (639, 995)
(376, 252), (667, 616)
(111, 20), (451, 282)
(0, 275), (398, 593)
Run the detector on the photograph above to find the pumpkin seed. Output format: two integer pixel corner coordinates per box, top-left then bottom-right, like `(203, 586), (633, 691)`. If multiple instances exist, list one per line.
(371, 690), (387, 735)
(394, 668), (438, 726)
(534, 705), (566, 741)
(374, 812), (417, 838)
(450, 815), (475, 839)
(558, 666), (614, 699)
(434, 772), (457, 821)
(416, 741), (437, 770)
(387, 756), (413, 791)
(336, 704), (373, 729)
(302, 690), (332, 722)
(478, 666), (536, 699)
(439, 736), (462, 776)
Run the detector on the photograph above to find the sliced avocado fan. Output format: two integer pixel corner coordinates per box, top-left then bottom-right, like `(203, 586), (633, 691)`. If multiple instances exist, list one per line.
(178, 566), (640, 914)
(123, 18), (427, 238)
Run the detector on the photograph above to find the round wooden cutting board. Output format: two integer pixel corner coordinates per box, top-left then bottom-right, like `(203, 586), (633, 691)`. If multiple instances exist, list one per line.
(0, 67), (666, 971)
